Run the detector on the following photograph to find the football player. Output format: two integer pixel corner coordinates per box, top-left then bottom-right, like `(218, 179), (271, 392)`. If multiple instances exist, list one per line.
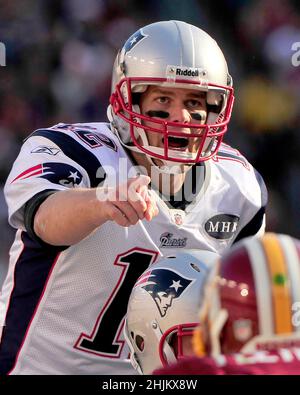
(0, 20), (267, 374)
(153, 233), (300, 375)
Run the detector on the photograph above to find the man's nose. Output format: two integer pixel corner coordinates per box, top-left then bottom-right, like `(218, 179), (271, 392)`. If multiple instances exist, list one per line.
(169, 105), (191, 123)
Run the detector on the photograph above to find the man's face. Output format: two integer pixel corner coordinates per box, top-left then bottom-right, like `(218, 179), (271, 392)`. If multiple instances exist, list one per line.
(139, 86), (207, 154)
(154, 291), (174, 317)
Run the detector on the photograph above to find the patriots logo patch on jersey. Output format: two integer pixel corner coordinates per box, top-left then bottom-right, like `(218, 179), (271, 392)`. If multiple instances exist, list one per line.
(135, 268), (193, 317)
(11, 163), (83, 187)
(159, 232), (187, 248)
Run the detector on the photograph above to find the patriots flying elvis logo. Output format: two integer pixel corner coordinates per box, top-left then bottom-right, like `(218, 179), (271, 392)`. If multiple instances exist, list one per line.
(11, 162), (83, 187)
(134, 268), (194, 317)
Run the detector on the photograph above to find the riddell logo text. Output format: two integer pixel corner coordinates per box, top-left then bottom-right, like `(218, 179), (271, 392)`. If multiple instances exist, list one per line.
(176, 68), (199, 77)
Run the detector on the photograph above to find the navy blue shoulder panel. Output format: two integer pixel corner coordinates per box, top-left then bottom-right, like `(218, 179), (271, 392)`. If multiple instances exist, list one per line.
(254, 168), (268, 207)
(234, 206), (265, 243)
(0, 232), (60, 374)
(28, 129), (106, 187)
(234, 169), (267, 243)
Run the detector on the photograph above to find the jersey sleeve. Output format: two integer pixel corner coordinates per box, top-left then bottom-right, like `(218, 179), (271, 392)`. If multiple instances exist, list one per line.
(211, 144), (268, 244)
(4, 128), (103, 230)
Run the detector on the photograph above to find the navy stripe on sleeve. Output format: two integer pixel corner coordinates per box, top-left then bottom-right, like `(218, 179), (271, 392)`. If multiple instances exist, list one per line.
(254, 169), (268, 207)
(234, 206), (265, 243)
(234, 169), (268, 243)
(0, 232), (60, 374)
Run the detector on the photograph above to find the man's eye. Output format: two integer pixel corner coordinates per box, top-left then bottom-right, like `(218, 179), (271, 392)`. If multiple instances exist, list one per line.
(187, 99), (202, 108)
(156, 97), (169, 104)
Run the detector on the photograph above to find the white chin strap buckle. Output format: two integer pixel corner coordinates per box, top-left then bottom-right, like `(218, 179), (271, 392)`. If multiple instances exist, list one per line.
(150, 158), (191, 175)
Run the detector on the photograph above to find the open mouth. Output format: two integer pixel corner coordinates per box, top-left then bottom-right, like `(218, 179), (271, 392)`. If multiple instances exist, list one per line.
(163, 136), (189, 150)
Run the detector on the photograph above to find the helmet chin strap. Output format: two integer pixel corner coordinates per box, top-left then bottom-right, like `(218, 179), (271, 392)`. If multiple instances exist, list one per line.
(150, 159), (190, 175)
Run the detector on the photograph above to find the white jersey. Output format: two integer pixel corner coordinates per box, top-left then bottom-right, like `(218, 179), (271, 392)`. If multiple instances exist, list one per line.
(0, 122), (267, 375)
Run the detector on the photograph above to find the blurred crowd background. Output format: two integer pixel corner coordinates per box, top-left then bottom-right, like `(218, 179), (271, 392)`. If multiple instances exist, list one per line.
(0, 0), (300, 286)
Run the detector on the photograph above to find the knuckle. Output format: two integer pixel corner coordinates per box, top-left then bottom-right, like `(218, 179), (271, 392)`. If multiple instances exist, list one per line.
(130, 216), (139, 225)
(135, 199), (146, 211)
(110, 210), (119, 221)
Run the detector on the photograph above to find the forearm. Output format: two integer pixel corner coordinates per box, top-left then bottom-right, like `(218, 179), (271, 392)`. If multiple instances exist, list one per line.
(34, 188), (107, 246)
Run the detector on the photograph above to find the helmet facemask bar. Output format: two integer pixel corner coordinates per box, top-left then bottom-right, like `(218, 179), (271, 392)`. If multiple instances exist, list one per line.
(159, 322), (199, 366)
(110, 77), (234, 164)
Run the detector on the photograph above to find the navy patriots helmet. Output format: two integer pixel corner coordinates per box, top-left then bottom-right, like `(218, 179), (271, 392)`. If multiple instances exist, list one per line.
(124, 249), (219, 374)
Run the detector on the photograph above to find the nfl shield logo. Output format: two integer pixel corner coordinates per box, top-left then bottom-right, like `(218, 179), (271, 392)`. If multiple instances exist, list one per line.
(171, 210), (185, 226)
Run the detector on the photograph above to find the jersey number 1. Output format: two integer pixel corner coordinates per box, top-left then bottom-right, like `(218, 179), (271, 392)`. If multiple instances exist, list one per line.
(74, 248), (158, 358)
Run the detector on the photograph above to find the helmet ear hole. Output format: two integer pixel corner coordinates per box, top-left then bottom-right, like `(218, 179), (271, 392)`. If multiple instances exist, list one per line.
(190, 262), (201, 272)
(132, 93), (142, 105)
(135, 334), (145, 352)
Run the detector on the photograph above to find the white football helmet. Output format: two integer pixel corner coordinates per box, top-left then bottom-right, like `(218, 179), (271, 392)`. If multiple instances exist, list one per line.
(124, 249), (219, 374)
(107, 20), (234, 172)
